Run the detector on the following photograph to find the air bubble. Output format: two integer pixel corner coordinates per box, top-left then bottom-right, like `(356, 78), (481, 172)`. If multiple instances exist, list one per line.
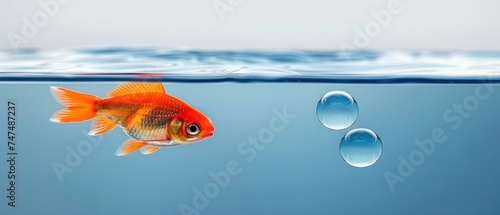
(340, 128), (382, 168)
(317, 91), (358, 130)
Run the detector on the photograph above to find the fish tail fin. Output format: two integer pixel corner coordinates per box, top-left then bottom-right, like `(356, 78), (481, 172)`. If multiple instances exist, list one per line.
(50, 86), (99, 123)
(115, 139), (147, 156)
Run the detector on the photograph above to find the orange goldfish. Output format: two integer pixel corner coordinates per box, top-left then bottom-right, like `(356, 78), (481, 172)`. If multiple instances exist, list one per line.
(50, 82), (214, 156)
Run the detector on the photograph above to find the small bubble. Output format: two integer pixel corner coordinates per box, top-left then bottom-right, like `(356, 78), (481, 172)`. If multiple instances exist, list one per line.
(316, 91), (358, 130)
(340, 128), (382, 168)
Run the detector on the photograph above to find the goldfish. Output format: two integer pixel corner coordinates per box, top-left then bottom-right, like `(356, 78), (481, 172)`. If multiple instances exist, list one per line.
(50, 82), (214, 156)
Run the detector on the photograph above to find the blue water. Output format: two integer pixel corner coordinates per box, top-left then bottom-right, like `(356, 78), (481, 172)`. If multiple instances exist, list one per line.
(1, 47), (500, 82)
(1, 48), (500, 215)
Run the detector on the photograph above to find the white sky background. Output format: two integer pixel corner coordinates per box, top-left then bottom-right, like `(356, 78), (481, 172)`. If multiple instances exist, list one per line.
(1, 0), (499, 51)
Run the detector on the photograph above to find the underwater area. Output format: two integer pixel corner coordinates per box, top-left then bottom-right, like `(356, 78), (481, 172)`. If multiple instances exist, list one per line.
(1, 48), (500, 215)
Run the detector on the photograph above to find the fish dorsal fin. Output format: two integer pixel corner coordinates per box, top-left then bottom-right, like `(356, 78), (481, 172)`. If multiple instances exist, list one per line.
(108, 82), (165, 97)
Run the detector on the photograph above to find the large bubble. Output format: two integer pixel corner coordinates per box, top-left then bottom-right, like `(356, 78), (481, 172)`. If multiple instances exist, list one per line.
(340, 128), (382, 168)
(317, 91), (358, 130)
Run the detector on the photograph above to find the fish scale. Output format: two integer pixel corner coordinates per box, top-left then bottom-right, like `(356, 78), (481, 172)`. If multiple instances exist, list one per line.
(127, 114), (171, 140)
(97, 93), (186, 140)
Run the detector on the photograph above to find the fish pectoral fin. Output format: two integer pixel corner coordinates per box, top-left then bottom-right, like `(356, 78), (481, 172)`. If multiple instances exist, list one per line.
(89, 115), (117, 136)
(124, 111), (144, 128)
(108, 82), (166, 97)
(140, 145), (161, 155)
(115, 139), (147, 156)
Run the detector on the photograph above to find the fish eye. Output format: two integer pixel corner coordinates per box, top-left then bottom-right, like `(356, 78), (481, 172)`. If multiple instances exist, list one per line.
(186, 123), (200, 135)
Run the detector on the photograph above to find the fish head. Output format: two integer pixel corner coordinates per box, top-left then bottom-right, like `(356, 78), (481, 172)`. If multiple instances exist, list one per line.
(168, 108), (214, 144)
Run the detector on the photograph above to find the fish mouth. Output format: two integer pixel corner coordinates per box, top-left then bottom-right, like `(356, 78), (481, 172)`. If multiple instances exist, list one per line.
(205, 132), (214, 137)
